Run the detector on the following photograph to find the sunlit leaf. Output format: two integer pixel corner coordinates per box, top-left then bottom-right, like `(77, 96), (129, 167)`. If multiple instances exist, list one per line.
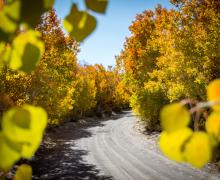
(206, 112), (220, 140)
(85, 0), (108, 14)
(0, 0), (21, 41)
(13, 164), (32, 180)
(0, 133), (21, 171)
(2, 107), (32, 143)
(0, 42), (4, 52)
(160, 103), (190, 133)
(20, 105), (47, 158)
(0, 43), (12, 66)
(63, 4), (97, 42)
(0, 12), (17, 38)
(4, 0), (21, 20)
(159, 128), (193, 162)
(2, 104), (47, 159)
(183, 132), (212, 168)
(0, 0), (54, 34)
(207, 79), (220, 111)
(8, 30), (45, 73)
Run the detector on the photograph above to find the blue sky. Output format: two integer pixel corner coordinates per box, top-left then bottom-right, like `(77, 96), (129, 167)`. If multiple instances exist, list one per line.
(54, 0), (173, 67)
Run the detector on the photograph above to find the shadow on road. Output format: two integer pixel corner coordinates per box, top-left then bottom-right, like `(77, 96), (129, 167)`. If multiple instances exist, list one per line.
(30, 112), (130, 180)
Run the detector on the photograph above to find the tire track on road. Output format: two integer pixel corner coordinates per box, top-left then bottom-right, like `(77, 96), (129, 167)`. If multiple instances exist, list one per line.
(75, 112), (220, 180)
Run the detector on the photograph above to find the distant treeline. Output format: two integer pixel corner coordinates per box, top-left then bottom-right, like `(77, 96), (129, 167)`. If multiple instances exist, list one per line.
(0, 9), (130, 126)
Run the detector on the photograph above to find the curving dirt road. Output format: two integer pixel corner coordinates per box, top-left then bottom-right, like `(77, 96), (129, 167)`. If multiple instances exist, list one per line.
(31, 111), (220, 180)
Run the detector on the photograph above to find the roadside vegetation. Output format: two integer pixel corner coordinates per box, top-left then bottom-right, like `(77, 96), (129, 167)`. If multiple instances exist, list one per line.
(118, 0), (220, 131)
(117, 0), (220, 168)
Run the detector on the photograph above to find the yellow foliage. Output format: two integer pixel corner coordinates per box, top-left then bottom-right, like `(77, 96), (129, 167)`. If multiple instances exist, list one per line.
(183, 132), (212, 168)
(14, 164), (32, 180)
(158, 78), (220, 168)
(207, 79), (220, 111)
(0, 133), (20, 171)
(206, 112), (220, 140)
(159, 128), (193, 162)
(160, 103), (190, 133)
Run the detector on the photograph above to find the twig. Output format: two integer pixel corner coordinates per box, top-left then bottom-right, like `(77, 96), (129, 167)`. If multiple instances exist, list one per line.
(190, 100), (220, 114)
(180, 99), (198, 106)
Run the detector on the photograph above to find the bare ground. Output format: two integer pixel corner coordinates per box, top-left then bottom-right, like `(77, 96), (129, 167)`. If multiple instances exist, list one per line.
(29, 111), (220, 180)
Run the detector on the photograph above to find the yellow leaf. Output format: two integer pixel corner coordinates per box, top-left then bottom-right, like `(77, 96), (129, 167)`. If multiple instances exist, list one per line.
(159, 128), (193, 162)
(20, 105), (47, 158)
(13, 164), (32, 180)
(9, 30), (45, 73)
(0, 133), (21, 171)
(160, 103), (190, 133)
(2, 104), (47, 159)
(206, 112), (220, 141)
(207, 79), (220, 111)
(0, 0), (20, 41)
(183, 132), (212, 168)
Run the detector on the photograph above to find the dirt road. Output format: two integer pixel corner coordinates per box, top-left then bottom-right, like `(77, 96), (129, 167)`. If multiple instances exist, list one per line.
(31, 111), (220, 180)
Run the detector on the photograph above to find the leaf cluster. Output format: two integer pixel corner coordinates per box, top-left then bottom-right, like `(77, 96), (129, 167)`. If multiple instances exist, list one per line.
(160, 79), (220, 168)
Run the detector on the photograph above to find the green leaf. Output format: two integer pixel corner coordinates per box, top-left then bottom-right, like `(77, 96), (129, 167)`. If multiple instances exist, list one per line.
(2, 104), (47, 159)
(14, 164), (32, 180)
(0, 43), (5, 66)
(20, 0), (54, 27)
(12, 108), (31, 129)
(0, 0), (54, 35)
(85, 0), (108, 14)
(20, 43), (41, 72)
(63, 4), (97, 42)
(0, 133), (21, 171)
(20, 105), (47, 158)
(160, 103), (191, 133)
(4, 0), (21, 20)
(0, 43), (12, 66)
(0, 42), (5, 52)
(8, 30), (45, 73)
(44, 0), (55, 10)
(0, 0), (21, 41)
